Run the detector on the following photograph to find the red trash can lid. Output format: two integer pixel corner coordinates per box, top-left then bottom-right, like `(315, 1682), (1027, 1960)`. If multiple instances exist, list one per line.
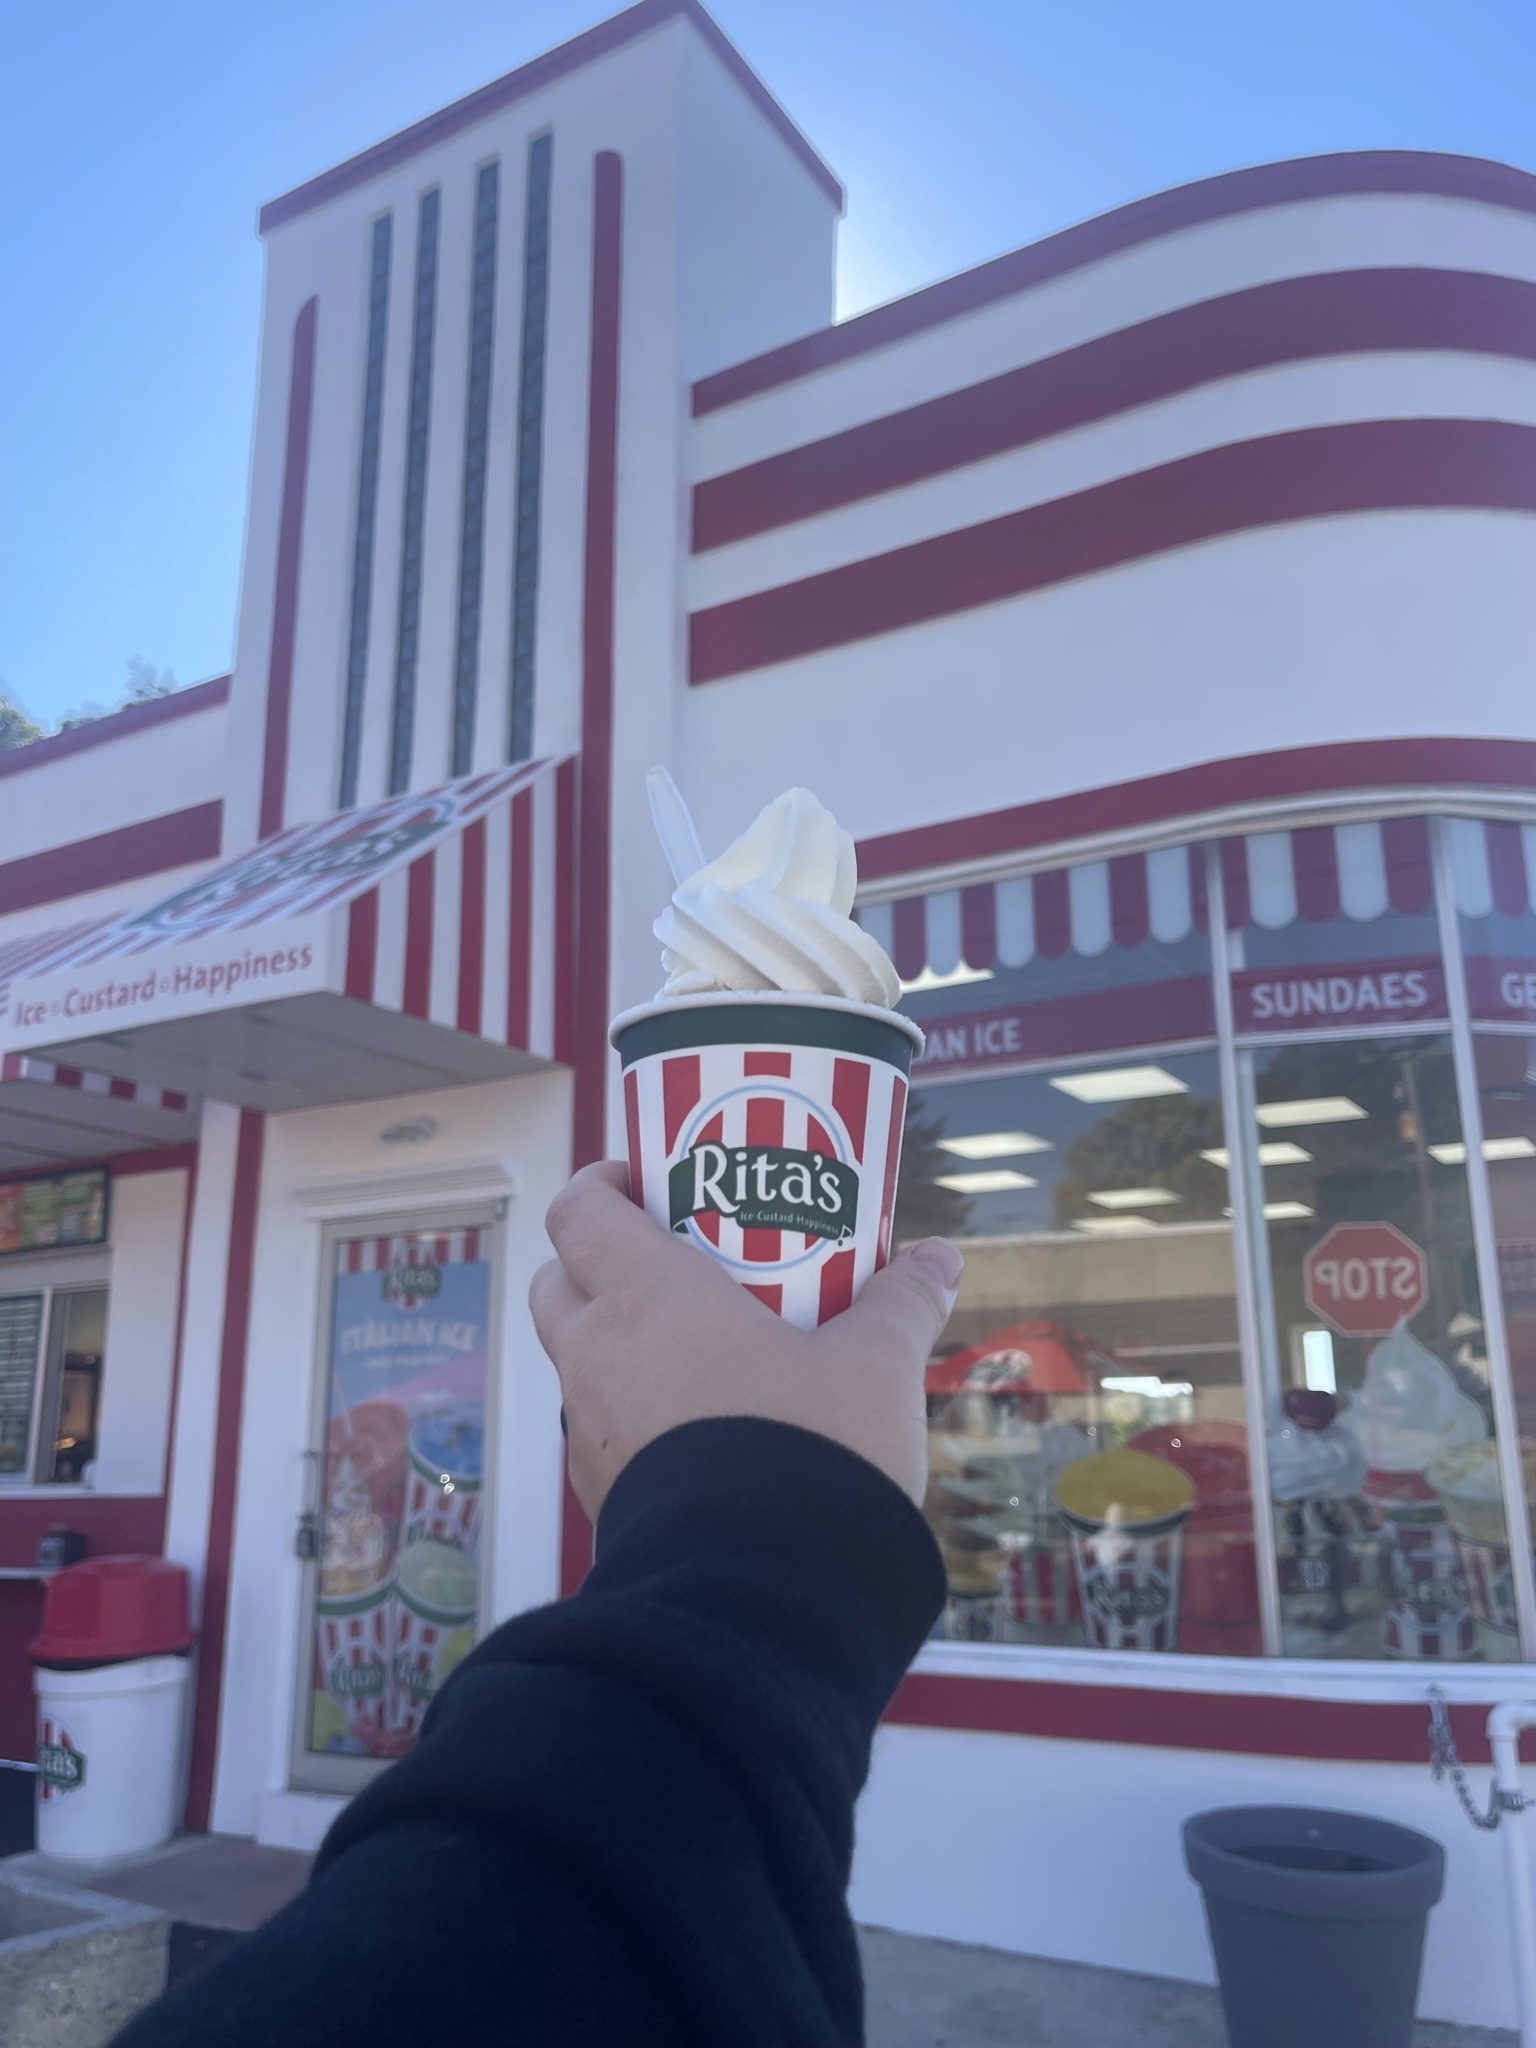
(29, 1554), (196, 1666)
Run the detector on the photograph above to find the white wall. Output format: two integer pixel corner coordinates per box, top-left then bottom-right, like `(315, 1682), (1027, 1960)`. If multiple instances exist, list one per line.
(854, 1721), (1528, 2030)
(91, 1169), (190, 1497)
(211, 1066), (572, 1841)
(0, 701), (228, 870)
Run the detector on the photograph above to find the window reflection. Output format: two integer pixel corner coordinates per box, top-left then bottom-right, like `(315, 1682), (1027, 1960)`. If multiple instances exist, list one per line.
(899, 1049), (1257, 1655)
(1249, 1037), (1507, 1659)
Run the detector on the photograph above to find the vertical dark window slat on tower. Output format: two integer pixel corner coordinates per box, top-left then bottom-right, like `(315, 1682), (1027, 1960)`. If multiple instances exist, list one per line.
(508, 133), (552, 764)
(388, 188), (441, 795)
(450, 161), (500, 778)
(338, 214), (392, 809)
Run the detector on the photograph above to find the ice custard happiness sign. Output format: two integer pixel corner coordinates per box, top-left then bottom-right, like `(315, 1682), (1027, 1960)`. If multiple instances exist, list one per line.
(614, 998), (920, 1331)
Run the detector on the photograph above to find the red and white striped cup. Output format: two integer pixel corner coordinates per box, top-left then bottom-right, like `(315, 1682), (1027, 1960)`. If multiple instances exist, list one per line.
(611, 992), (924, 1330)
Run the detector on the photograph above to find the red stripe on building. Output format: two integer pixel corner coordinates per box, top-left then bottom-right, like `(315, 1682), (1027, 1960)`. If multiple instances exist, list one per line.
(0, 805), (223, 918)
(1034, 868), (1071, 959)
(832, 1058), (871, 1162)
(506, 789), (533, 1050)
(876, 1076), (907, 1268)
(553, 758), (577, 1065)
(689, 420), (1536, 684)
(1292, 823), (1340, 922)
(456, 817), (487, 1035)
(961, 884), (997, 970)
(742, 1094), (784, 1262)
(1109, 854), (1150, 949)
(402, 852), (435, 1020)
(663, 1055), (702, 1154)
(818, 1249), (857, 1324)
(1220, 840), (1250, 930)
(624, 1068), (644, 1209)
(184, 1108), (265, 1832)
(692, 269), (1536, 547)
(892, 897), (925, 981)
(345, 890), (379, 1001)
(109, 1076), (136, 1102)
(1189, 843), (1210, 931)
(258, 298), (319, 843)
(1384, 815), (1434, 914)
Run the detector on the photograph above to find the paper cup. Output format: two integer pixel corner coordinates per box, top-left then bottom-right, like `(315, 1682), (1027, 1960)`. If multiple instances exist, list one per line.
(611, 991), (923, 1330)
(387, 1538), (478, 1742)
(403, 1406), (484, 1560)
(314, 1577), (393, 1750)
(1381, 1514), (1477, 1659)
(1054, 1449), (1194, 1652)
(1451, 1532), (1519, 1639)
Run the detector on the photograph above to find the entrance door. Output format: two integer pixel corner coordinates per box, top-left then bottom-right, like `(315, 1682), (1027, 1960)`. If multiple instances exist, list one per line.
(292, 1210), (499, 1793)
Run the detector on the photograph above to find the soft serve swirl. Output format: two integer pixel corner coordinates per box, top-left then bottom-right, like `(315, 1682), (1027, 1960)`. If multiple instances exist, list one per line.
(654, 788), (901, 1006)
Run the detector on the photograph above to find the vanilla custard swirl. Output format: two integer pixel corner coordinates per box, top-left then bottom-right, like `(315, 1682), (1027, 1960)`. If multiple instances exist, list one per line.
(654, 788), (900, 1007)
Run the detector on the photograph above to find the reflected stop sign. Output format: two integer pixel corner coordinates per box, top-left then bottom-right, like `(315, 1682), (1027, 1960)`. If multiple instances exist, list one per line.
(1303, 1222), (1428, 1336)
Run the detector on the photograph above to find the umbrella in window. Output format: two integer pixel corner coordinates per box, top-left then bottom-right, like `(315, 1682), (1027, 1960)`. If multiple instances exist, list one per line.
(925, 1318), (1117, 1397)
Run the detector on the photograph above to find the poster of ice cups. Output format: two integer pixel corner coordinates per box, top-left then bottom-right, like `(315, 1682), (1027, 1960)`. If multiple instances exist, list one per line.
(309, 1229), (490, 1759)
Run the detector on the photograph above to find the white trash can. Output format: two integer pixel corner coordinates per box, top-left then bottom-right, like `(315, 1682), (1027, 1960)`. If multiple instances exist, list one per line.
(35, 1655), (192, 1860)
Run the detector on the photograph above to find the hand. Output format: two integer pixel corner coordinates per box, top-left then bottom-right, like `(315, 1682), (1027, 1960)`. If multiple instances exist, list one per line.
(531, 1160), (963, 1520)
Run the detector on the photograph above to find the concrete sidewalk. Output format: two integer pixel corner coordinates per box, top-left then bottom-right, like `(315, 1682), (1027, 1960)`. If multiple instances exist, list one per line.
(860, 1927), (1518, 2048)
(3, 1838), (1518, 2046)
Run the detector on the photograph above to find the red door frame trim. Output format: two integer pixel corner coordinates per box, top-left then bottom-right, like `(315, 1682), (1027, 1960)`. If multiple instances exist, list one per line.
(258, 298), (320, 845)
(560, 152), (624, 1596)
(690, 418), (1536, 685)
(183, 1108), (265, 1833)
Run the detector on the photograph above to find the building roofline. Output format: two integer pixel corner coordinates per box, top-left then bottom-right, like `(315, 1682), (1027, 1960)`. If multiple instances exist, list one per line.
(258, 0), (843, 234)
(693, 148), (1536, 414)
(0, 676), (231, 784)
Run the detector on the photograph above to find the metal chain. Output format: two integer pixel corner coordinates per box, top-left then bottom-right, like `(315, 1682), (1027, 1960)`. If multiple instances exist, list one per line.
(1428, 1687), (1530, 1831)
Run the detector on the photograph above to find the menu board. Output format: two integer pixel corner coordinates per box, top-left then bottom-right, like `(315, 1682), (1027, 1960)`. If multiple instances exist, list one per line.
(0, 1293), (44, 1474)
(0, 1169), (108, 1256)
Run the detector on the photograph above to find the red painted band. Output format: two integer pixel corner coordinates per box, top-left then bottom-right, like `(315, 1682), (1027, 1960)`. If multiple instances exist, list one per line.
(402, 852), (436, 1020)
(0, 677), (229, 783)
(691, 419), (1536, 684)
(344, 889), (379, 1002)
(693, 150), (1536, 414)
(184, 1108), (265, 1833)
(858, 739), (1536, 884)
(258, 298), (319, 844)
(552, 760), (576, 1065)
(695, 270), (1536, 550)
(885, 1671), (1536, 1766)
(456, 817), (487, 1036)
(506, 789), (534, 1051)
(0, 803), (222, 916)
(259, 0), (840, 233)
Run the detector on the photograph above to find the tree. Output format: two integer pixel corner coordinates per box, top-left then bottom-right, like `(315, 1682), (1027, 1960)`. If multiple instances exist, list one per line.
(124, 656), (176, 702)
(1051, 1092), (1227, 1226)
(0, 686), (45, 751)
(893, 1093), (975, 1244)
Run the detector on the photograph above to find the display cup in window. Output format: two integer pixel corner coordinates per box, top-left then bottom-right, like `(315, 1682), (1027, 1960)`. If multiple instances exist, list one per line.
(388, 1538), (478, 1742)
(1268, 1391), (1390, 1655)
(1055, 1450), (1194, 1652)
(313, 1578), (392, 1753)
(1428, 1440), (1525, 1644)
(612, 992), (921, 1331)
(326, 1400), (409, 1581)
(1129, 1422), (1259, 1648)
(403, 1406), (484, 1560)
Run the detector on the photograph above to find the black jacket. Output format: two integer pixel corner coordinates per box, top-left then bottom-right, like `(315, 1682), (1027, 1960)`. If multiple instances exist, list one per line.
(113, 1417), (946, 2046)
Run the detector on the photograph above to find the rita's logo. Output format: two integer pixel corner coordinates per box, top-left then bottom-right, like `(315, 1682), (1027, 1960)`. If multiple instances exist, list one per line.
(667, 1082), (861, 1266)
(383, 1261), (441, 1310)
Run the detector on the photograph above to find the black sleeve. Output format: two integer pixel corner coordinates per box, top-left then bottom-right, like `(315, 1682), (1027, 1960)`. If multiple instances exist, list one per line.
(111, 1417), (946, 2048)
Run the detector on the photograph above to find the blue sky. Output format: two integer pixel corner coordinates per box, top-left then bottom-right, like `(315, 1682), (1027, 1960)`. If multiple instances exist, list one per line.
(2, 0), (1533, 725)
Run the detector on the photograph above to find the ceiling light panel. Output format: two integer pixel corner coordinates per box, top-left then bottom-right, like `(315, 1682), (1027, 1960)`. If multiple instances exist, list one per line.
(1085, 1187), (1182, 1210)
(1201, 1143), (1312, 1169)
(1051, 1066), (1189, 1104)
(1255, 1097), (1367, 1129)
(938, 1131), (1053, 1160)
(935, 1169), (1039, 1194)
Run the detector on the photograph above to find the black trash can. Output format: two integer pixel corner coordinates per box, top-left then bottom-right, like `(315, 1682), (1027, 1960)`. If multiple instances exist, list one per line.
(1183, 1805), (1445, 2048)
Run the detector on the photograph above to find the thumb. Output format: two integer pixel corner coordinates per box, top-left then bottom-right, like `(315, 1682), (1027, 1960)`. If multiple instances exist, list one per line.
(826, 1238), (963, 1367)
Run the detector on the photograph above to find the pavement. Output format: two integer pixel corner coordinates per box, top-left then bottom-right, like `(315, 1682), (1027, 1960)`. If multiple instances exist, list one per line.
(1, 1837), (1520, 2046)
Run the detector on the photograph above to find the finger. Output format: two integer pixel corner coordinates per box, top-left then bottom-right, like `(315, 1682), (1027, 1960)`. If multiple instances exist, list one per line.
(543, 1159), (669, 1298)
(824, 1238), (963, 1370)
(529, 1256), (587, 1368)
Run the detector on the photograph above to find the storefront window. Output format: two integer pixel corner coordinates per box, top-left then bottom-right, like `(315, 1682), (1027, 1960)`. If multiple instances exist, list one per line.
(0, 1281), (108, 1485)
(305, 1225), (491, 1767)
(899, 1048), (1258, 1656)
(1245, 1036), (1510, 1659)
(1450, 817), (1536, 1031)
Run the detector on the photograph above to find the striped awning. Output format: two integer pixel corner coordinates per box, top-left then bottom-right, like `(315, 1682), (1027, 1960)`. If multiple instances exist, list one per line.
(0, 759), (575, 1112)
(860, 817), (1534, 983)
(0, 1051), (197, 1173)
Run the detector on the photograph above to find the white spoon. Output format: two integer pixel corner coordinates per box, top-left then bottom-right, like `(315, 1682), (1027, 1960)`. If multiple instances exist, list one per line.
(646, 765), (707, 886)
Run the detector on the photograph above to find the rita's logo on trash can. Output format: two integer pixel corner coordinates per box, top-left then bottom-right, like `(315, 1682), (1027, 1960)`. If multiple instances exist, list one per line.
(1086, 1574), (1171, 1625)
(38, 1726), (86, 1799)
(668, 1142), (859, 1244)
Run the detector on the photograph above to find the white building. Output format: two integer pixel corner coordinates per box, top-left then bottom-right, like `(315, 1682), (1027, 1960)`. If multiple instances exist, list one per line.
(4, 0), (1536, 2024)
